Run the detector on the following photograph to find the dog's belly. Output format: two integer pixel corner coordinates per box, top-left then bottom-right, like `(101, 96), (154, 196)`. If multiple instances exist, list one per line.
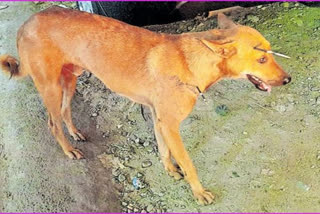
(82, 65), (154, 107)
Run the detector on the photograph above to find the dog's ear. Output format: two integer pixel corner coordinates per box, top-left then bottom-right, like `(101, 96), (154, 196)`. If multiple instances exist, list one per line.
(218, 13), (236, 29)
(200, 39), (237, 58)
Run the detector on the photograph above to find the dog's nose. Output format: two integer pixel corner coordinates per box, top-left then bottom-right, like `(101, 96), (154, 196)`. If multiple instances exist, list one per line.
(283, 76), (291, 85)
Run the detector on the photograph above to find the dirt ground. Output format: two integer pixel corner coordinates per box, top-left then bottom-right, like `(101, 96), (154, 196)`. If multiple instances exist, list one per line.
(0, 1), (320, 213)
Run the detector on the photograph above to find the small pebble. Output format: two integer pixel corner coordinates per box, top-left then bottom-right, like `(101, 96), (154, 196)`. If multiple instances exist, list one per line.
(92, 112), (98, 117)
(261, 168), (275, 176)
(296, 181), (310, 191)
(137, 172), (144, 178)
(142, 160), (152, 168)
(143, 141), (150, 147)
(112, 168), (120, 177)
(146, 204), (154, 212)
(118, 174), (126, 182)
(122, 201), (128, 206)
(120, 131), (128, 136)
(140, 192), (147, 197)
(275, 105), (286, 113)
(0, 5), (9, 10)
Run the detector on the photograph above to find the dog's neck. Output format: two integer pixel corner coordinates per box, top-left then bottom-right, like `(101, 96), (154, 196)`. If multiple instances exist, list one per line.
(179, 36), (229, 93)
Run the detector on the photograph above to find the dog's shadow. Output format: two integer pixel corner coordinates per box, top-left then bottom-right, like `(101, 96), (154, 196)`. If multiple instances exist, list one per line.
(66, 95), (121, 212)
(70, 96), (106, 159)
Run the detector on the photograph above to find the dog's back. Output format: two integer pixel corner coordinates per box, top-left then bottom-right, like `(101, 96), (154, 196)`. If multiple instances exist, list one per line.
(17, 6), (170, 96)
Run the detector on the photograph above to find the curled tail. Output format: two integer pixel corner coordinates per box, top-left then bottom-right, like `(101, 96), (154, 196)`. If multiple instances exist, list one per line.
(0, 54), (27, 79)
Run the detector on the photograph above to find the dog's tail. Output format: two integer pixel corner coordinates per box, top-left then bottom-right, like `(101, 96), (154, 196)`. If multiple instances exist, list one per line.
(0, 54), (28, 79)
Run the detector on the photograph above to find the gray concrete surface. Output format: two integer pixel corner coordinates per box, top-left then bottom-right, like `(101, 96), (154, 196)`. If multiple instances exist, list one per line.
(1, 1), (320, 213)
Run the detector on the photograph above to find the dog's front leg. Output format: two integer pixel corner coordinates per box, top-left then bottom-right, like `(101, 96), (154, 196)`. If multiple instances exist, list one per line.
(151, 107), (184, 180)
(156, 118), (214, 205)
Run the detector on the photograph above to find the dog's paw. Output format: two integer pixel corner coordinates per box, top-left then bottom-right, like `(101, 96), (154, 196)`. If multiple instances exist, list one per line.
(193, 189), (215, 205)
(70, 131), (86, 141)
(65, 148), (85, 160)
(168, 170), (184, 180)
(165, 164), (184, 180)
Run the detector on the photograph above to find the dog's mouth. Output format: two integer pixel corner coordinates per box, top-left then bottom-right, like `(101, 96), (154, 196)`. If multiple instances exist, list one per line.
(246, 74), (271, 92)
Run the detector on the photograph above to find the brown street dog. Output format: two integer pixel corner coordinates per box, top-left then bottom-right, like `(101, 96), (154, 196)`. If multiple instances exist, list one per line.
(0, 6), (291, 205)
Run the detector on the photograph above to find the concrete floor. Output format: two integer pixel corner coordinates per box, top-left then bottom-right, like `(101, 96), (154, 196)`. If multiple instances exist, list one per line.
(0, 1), (320, 213)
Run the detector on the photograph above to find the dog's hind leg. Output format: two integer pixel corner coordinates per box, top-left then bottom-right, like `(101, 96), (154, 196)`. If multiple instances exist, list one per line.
(31, 63), (84, 160)
(60, 65), (86, 141)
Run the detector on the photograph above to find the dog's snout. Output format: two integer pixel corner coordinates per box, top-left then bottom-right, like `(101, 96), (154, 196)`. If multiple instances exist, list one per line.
(283, 76), (291, 85)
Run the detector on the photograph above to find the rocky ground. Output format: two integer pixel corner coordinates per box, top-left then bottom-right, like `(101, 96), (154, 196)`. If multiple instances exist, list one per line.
(0, 1), (320, 213)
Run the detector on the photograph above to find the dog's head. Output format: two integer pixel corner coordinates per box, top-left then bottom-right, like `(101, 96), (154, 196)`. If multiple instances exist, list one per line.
(200, 13), (291, 92)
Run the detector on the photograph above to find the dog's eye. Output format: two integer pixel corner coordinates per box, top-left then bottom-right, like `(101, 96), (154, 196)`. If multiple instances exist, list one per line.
(258, 56), (267, 64)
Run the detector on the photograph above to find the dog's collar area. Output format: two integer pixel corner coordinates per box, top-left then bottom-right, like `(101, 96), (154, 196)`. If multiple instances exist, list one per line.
(253, 45), (290, 59)
(196, 86), (207, 102)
